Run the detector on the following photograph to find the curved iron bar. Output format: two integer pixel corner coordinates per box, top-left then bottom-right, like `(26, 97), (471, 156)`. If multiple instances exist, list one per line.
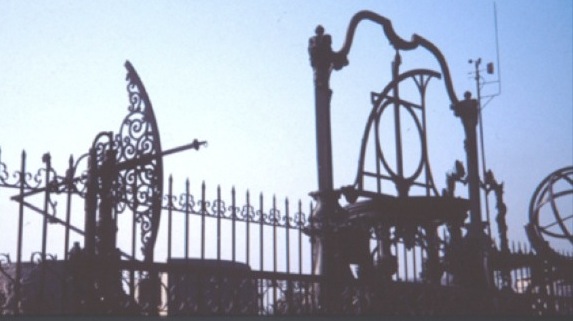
(374, 98), (424, 182)
(533, 190), (573, 239)
(530, 167), (573, 240)
(548, 170), (573, 241)
(527, 166), (573, 262)
(29, 252), (58, 265)
(333, 10), (460, 105)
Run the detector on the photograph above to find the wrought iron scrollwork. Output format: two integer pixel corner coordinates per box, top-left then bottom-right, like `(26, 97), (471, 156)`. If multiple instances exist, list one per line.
(161, 189), (308, 229)
(238, 202), (257, 222)
(110, 61), (164, 261)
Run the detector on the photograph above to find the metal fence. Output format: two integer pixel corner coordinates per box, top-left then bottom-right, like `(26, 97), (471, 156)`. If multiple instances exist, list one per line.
(1, 149), (572, 315)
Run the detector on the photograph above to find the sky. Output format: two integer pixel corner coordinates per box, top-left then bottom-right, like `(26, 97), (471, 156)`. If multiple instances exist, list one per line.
(0, 0), (571, 261)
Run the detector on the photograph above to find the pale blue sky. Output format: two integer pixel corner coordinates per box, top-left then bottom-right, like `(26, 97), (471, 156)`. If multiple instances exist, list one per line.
(0, 0), (571, 258)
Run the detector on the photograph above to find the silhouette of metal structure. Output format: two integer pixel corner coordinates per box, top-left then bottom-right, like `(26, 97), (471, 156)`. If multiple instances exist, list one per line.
(0, 11), (572, 316)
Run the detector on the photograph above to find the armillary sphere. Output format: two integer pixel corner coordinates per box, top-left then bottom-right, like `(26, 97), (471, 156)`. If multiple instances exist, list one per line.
(526, 166), (573, 263)
(89, 61), (206, 262)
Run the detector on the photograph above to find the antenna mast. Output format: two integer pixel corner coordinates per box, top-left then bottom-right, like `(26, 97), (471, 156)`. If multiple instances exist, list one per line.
(469, 2), (503, 239)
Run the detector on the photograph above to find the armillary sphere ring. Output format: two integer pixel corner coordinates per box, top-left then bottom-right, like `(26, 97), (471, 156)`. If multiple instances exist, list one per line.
(526, 165), (573, 263)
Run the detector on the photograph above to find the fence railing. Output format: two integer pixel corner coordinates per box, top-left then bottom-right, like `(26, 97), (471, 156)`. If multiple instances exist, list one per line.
(0, 150), (572, 315)
(155, 176), (313, 274)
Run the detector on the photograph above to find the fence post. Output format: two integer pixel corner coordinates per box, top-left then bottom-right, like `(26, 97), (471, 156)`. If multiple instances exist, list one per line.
(168, 176), (173, 260)
(14, 150), (26, 315)
(38, 153), (51, 313)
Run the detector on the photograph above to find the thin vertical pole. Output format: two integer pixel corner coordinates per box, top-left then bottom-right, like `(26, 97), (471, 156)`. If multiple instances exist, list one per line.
(272, 196), (277, 312)
(403, 242), (408, 281)
(259, 193), (264, 271)
(39, 153), (51, 309)
(393, 239), (399, 281)
(41, 153), (51, 258)
(185, 178), (190, 260)
(246, 190), (250, 266)
(15, 150), (26, 315)
(231, 187), (236, 262)
(84, 147), (97, 257)
(201, 181), (206, 260)
(167, 175), (173, 260)
(413, 242), (417, 283)
(298, 200), (303, 275)
(473, 58), (493, 239)
(309, 202), (314, 276)
(62, 155), (73, 314)
(374, 119), (382, 194)
(285, 198), (290, 275)
(273, 195), (277, 274)
(64, 155), (74, 260)
(217, 185), (221, 262)
(216, 185), (222, 314)
(130, 174), (138, 295)
(511, 242), (516, 291)
(392, 51), (404, 187)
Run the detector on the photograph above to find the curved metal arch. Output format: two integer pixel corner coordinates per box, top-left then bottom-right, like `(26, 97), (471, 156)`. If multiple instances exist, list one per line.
(374, 96), (425, 184)
(115, 60), (164, 262)
(354, 69), (441, 197)
(333, 10), (460, 105)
